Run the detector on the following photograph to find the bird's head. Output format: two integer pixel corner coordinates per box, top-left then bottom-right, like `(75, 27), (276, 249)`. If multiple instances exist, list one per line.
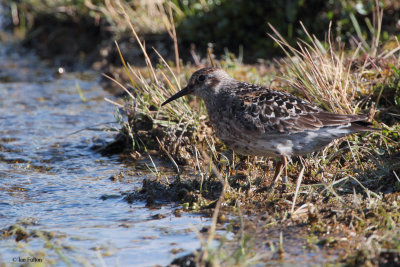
(161, 67), (234, 106)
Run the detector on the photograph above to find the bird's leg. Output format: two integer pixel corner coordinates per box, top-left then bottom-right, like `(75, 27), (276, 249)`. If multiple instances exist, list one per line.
(259, 156), (287, 192)
(273, 158), (283, 181)
(272, 156), (288, 183)
(282, 156), (288, 184)
(258, 156), (287, 192)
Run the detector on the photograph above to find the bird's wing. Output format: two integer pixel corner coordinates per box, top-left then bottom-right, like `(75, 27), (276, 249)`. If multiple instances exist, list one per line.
(225, 84), (370, 135)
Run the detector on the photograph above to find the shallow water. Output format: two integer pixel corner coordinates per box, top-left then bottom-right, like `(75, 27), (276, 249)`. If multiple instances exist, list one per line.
(0, 43), (209, 266)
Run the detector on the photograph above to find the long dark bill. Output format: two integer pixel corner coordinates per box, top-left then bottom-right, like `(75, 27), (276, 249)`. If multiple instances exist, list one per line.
(161, 86), (192, 106)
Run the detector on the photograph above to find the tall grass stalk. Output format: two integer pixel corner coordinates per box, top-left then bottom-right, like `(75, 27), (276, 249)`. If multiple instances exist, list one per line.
(269, 21), (362, 114)
(86, 0), (180, 34)
(268, 1), (399, 116)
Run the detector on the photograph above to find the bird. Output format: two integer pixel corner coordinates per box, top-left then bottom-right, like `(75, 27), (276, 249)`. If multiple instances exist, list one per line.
(162, 67), (376, 183)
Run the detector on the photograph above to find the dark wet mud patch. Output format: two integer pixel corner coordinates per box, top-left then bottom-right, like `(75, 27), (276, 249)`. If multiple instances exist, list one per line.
(170, 253), (197, 267)
(94, 130), (132, 156)
(1, 219), (59, 243)
(123, 176), (223, 210)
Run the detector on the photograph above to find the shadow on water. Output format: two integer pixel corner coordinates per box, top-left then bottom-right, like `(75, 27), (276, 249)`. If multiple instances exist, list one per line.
(0, 42), (210, 266)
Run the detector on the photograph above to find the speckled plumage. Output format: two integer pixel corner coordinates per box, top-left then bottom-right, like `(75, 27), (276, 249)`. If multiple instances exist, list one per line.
(162, 67), (375, 178)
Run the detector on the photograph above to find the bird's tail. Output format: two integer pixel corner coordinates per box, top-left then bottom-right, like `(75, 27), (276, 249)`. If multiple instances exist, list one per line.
(349, 120), (379, 132)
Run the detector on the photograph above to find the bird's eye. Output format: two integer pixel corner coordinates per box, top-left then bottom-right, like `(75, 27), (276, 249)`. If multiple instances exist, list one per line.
(198, 75), (206, 82)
